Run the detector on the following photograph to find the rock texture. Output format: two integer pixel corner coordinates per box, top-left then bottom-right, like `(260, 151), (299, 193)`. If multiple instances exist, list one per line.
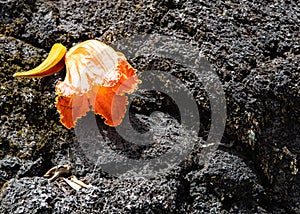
(0, 0), (299, 213)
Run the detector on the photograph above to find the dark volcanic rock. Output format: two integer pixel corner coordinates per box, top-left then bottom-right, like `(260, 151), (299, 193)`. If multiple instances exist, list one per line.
(0, 0), (299, 213)
(187, 150), (268, 213)
(1, 177), (61, 214)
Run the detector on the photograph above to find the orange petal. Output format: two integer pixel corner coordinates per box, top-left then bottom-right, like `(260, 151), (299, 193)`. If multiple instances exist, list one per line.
(62, 40), (124, 96)
(55, 94), (90, 129)
(113, 59), (140, 95)
(93, 86), (128, 126)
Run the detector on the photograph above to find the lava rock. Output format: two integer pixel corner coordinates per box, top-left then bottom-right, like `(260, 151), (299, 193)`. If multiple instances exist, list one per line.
(0, 0), (299, 213)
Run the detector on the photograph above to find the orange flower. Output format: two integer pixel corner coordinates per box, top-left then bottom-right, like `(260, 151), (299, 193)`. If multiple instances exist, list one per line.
(14, 40), (140, 129)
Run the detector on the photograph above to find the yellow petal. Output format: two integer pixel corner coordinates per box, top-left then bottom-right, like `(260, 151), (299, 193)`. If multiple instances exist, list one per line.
(13, 43), (67, 78)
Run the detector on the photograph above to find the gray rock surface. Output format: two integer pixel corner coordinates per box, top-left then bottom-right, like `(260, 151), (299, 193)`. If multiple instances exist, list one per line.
(1, 0), (299, 213)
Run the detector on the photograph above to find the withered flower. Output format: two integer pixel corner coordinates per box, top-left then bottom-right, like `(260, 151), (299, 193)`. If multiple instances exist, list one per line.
(14, 40), (139, 129)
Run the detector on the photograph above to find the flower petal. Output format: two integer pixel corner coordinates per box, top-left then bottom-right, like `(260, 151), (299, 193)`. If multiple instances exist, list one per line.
(55, 94), (90, 129)
(61, 40), (124, 96)
(13, 43), (66, 78)
(113, 59), (140, 95)
(93, 86), (128, 127)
